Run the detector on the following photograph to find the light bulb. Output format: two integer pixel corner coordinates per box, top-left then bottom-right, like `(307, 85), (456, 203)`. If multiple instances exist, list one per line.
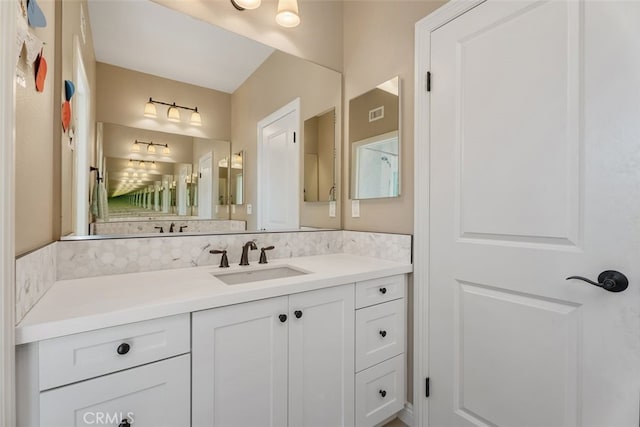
(162, 145), (171, 155)
(147, 143), (156, 154)
(131, 141), (141, 152)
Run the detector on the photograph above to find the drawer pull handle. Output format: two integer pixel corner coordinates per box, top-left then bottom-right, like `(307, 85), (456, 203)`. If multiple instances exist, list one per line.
(279, 314), (288, 323)
(379, 330), (387, 338)
(294, 310), (303, 319)
(379, 287), (387, 294)
(379, 389), (387, 398)
(116, 343), (131, 355)
(118, 419), (131, 427)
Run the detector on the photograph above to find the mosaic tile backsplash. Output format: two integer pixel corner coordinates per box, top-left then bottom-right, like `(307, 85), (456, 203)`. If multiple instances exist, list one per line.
(16, 230), (412, 324)
(15, 243), (56, 323)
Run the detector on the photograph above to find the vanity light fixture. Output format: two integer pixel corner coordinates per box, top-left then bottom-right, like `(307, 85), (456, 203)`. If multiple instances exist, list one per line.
(230, 0), (299, 28)
(144, 97), (202, 126)
(131, 140), (171, 155)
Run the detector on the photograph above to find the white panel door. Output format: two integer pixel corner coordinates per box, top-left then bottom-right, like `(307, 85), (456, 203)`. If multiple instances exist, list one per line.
(192, 297), (289, 427)
(289, 285), (355, 427)
(258, 100), (300, 231)
(40, 355), (190, 427)
(429, 1), (640, 426)
(199, 152), (213, 219)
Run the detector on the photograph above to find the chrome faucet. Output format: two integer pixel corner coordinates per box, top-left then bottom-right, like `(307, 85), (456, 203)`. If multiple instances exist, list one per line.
(239, 241), (257, 266)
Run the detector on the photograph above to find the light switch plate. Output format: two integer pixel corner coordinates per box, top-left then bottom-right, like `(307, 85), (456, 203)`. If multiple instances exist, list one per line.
(351, 200), (360, 218)
(247, 204), (252, 215)
(329, 201), (336, 217)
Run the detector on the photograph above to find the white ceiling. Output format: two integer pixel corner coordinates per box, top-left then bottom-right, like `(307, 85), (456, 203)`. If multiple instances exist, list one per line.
(87, 0), (276, 94)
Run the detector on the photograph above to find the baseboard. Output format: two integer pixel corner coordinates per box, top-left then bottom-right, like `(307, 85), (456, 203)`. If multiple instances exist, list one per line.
(398, 402), (414, 426)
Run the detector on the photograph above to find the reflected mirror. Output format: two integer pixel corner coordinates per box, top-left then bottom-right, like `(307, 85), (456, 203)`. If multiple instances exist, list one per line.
(60, 0), (342, 238)
(349, 76), (400, 200)
(304, 108), (336, 202)
(229, 151), (244, 205)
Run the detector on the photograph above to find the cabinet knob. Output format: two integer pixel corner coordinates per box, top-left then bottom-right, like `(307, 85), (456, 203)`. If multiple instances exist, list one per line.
(379, 330), (387, 338)
(294, 310), (303, 319)
(379, 287), (387, 295)
(118, 419), (131, 427)
(116, 343), (130, 355)
(279, 314), (288, 323)
(379, 390), (387, 398)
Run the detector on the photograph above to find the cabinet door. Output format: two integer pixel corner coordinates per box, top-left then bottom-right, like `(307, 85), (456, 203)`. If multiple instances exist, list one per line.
(40, 354), (190, 427)
(289, 285), (355, 427)
(192, 297), (288, 427)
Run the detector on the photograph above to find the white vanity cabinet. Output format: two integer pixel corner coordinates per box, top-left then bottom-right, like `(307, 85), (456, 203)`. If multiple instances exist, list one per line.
(192, 284), (355, 427)
(354, 275), (407, 427)
(17, 314), (191, 427)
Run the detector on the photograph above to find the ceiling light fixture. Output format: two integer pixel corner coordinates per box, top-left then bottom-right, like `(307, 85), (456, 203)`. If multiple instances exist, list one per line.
(144, 97), (202, 126)
(230, 0), (299, 28)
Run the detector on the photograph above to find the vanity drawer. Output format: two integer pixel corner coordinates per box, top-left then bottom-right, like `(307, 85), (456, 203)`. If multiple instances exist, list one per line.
(355, 354), (405, 427)
(38, 314), (190, 391)
(355, 275), (405, 309)
(40, 354), (190, 427)
(355, 299), (405, 372)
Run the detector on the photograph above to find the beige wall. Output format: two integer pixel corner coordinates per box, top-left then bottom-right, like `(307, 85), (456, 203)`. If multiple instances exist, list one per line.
(231, 50), (342, 230)
(342, 0), (445, 404)
(155, 0), (344, 72)
(15, 0), (57, 255)
(342, 1), (444, 236)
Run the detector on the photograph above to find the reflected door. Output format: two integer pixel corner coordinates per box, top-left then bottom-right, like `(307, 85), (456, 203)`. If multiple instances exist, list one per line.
(429, 1), (640, 426)
(258, 100), (300, 231)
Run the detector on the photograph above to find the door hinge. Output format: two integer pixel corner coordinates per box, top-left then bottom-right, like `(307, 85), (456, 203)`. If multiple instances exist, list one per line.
(293, 131), (297, 143)
(426, 71), (431, 92)
(425, 377), (430, 398)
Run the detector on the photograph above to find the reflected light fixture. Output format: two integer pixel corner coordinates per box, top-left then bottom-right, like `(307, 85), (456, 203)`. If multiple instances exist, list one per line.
(167, 103), (181, 123)
(190, 108), (202, 127)
(144, 98), (157, 118)
(131, 140), (170, 155)
(144, 97), (202, 126)
(276, 0), (300, 28)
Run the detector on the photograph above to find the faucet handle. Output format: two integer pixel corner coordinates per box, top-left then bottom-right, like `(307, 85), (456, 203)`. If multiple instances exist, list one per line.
(259, 246), (275, 264)
(210, 249), (230, 268)
(154, 226), (164, 233)
(179, 225), (188, 232)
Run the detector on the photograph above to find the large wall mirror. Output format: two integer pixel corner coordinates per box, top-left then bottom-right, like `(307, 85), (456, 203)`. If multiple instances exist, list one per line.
(349, 76), (400, 200)
(61, 0), (342, 238)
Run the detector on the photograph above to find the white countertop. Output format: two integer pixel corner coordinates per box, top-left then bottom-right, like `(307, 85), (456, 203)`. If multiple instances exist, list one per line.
(16, 253), (412, 345)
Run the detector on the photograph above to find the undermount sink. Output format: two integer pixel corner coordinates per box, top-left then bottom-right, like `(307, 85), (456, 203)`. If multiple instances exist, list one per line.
(212, 265), (309, 285)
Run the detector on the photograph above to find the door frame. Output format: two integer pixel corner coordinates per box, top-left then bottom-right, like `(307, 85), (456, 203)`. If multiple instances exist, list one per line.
(0, 0), (17, 424)
(256, 98), (301, 231)
(414, 1), (484, 426)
